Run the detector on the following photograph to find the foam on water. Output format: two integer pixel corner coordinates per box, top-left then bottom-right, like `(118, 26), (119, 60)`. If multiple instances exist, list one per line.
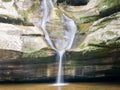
(52, 83), (69, 86)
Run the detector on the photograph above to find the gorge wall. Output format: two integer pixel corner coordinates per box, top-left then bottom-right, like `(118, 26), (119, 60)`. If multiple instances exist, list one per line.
(0, 0), (120, 82)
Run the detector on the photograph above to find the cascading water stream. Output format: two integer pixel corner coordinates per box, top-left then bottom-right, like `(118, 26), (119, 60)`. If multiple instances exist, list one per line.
(40, 0), (55, 50)
(56, 50), (65, 84)
(40, 0), (77, 86)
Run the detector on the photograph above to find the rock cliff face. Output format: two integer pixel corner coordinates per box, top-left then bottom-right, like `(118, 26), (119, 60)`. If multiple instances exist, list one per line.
(0, 0), (120, 82)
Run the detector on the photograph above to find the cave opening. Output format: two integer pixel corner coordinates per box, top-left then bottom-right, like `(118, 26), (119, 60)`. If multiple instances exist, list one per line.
(57, 0), (89, 6)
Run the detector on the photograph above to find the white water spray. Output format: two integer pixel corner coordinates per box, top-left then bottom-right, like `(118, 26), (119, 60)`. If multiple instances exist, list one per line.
(40, 0), (77, 86)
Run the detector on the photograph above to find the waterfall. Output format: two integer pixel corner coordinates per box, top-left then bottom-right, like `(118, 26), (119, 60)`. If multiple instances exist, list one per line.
(56, 50), (65, 84)
(40, 0), (77, 86)
(40, 0), (55, 50)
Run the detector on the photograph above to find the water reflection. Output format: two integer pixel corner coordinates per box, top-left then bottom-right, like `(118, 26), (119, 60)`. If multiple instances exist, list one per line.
(0, 83), (120, 90)
(57, 86), (62, 90)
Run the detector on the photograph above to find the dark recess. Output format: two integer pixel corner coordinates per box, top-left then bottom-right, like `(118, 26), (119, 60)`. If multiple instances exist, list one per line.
(57, 0), (88, 6)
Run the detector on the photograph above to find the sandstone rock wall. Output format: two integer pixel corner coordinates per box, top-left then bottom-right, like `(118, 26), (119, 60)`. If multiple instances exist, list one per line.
(0, 0), (120, 82)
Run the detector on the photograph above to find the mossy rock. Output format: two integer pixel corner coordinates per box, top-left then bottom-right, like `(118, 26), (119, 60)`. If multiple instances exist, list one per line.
(97, 0), (120, 16)
(67, 42), (120, 61)
(73, 12), (120, 61)
(2, 0), (11, 2)
(22, 48), (54, 59)
(0, 48), (54, 62)
(78, 15), (100, 24)
(78, 23), (92, 32)
(88, 12), (120, 33)
(75, 0), (120, 25)
(19, 0), (40, 25)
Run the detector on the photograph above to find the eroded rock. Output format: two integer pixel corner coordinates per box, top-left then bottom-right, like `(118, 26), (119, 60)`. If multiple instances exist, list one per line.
(81, 12), (120, 47)
(64, 0), (120, 24)
(0, 23), (48, 52)
(0, 0), (22, 20)
(0, 0), (120, 82)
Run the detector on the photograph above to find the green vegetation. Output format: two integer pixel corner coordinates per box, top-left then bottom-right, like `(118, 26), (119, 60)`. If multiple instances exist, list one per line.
(27, 0), (39, 13)
(80, 44), (86, 49)
(2, 0), (11, 2)
(79, 15), (99, 24)
(89, 13), (119, 33)
(56, 10), (61, 19)
(22, 50), (49, 58)
(106, 31), (117, 36)
(97, 0), (120, 16)
(22, 0), (40, 24)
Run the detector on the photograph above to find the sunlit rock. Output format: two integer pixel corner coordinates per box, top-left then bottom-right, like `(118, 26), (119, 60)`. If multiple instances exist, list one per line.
(0, 23), (48, 52)
(0, 0), (120, 82)
(64, 0), (120, 24)
(0, 0), (22, 20)
(81, 12), (120, 47)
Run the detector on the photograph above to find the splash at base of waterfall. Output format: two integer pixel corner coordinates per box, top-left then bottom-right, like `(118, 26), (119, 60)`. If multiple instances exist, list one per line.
(52, 83), (69, 86)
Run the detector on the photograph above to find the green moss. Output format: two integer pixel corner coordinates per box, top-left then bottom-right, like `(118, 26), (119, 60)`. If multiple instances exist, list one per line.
(79, 15), (99, 24)
(79, 44), (86, 49)
(56, 10), (61, 19)
(106, 38), (120, 49)
(89, 15), (118, 33)
(100, 17), (117, 25)
(2, 0), (11, 2)
(27, 0), (40, 13)
(22, 50), (49, 58)
(96, 18), (113, 28)
(83, 46), (103, 53)
(22, 0), (40, 24)
(106, 31), (117, 36)
(87, 38), (120, 51)
(65, 65), (79, 69)
(97, 0), (120, 16)
(4, 77), (14, 81)
(77, 0), (120, 25)
(21, 12), (28, 23)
